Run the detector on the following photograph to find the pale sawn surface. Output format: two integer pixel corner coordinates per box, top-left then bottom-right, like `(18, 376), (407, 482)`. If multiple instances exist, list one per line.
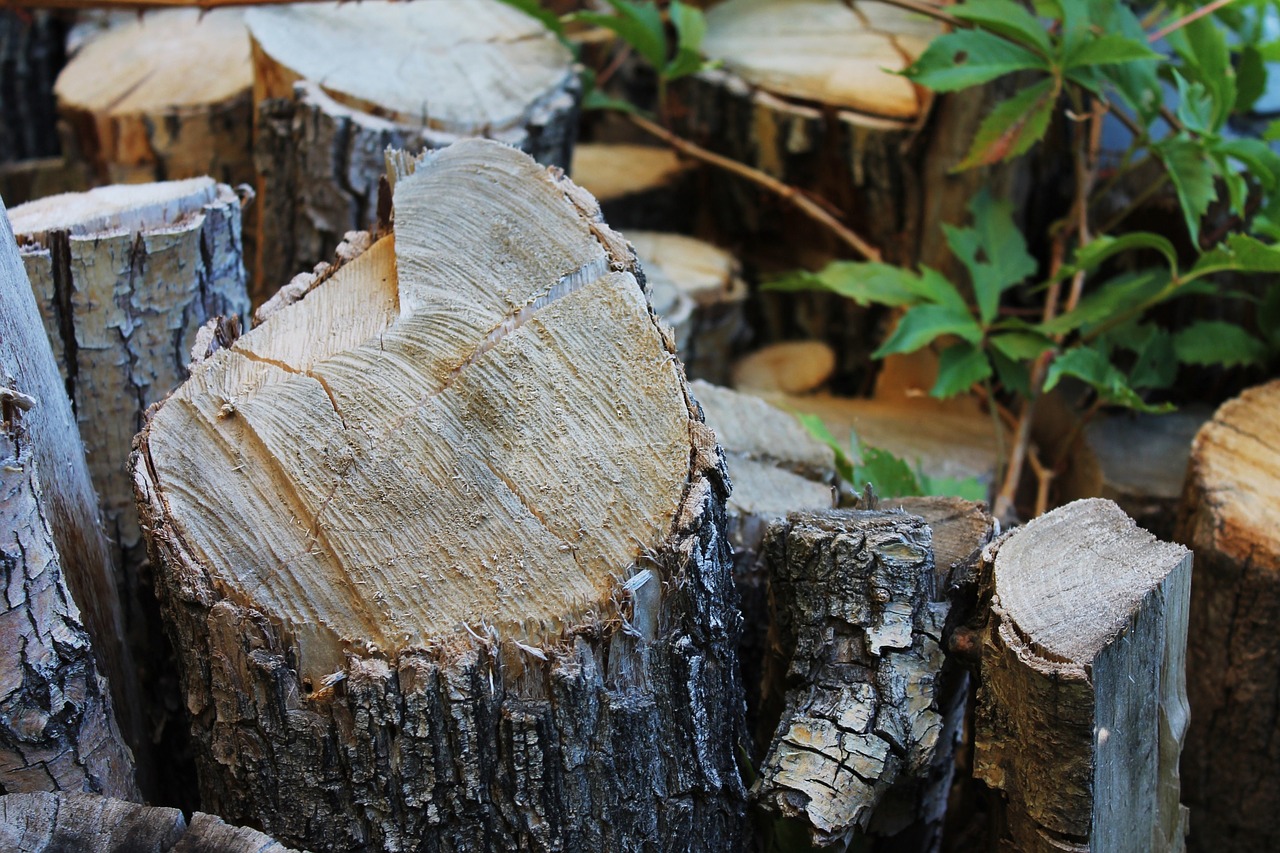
(144, 141), (692, 679)
(978, 498), (1191, 852)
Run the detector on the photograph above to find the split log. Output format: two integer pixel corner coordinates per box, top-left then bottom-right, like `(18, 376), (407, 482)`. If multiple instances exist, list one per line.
(0, 199), (138, 798)
(10, 178), (250, 650)
(629, 231), (747, 384)
(753, 509), (948, 848)
(54, 10), (253, 187)
(249, 0), (580, 300)
(976, 498), (1191, 852)
(1176, 381), (1280, 852)
(133, 140), (745, 852)
(0, 791), (302, 852)
(569, 143), (698, 232)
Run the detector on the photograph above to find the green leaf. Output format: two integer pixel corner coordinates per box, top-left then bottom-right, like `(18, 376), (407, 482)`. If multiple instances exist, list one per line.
(1173, 321), (1269, 367)
(949, 0), (1053, 57)
(873, 305), (983, 358)
(491, 0), (565, 37)
(574, 0), (666, 68)
(904, 30), (1049, 92)
(664, 1), (707, 80)
(919, 473), (989, 501)
(764, 262), (965, 310)
(955, 78), (1057, 171)
(1261, 285), (1280, 348)
(1158, 138), (1219, 245)
(1069, 233), (1178, 278)
(794, 413), (854, 483)
(943, 189), (1037, 323)
(581, 87), (644, 114)
(1044, 345), (1169, 411)
(1126, 325), (1177, 390)
(989, 330), (1053, 361)
(1089, 1), (1161, 118)
(932, 342), (993, 398)
(1039, 269), (1171, 336)
(991, 348), (1033, 397)
(1236, 45), (1267, 114)
(1167, 15), (1234, 131)
(1191, 234), (1280, 277)
(851, 442), (922, 499)
(1065, 34), (1160, 69)
(1172, 71), (1214, 135)
(1214, 138), (1280, 193)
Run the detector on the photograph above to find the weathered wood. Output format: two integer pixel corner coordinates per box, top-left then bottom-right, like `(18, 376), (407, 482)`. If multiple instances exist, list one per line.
(249, 0), (580, 300)
(134, 140), (745, 852)
(754, 509), (948, 848)
(570, 143), (698, 232)
(0, 791), (304, 852)
(629, 232), (747, 384)
(976, 498), (1191, 852)
(1176, 381), (1280, 852)
(0, 201), (138, 799)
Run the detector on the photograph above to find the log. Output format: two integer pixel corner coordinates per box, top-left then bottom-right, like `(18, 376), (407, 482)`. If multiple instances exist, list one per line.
(753, 509), (949, 848)
(1176, 381), (1280, 852)
(976, 498), (1191, 852)
(0, 791), (303, 852)
(0, 199), (138, 799)
(249, 0), (580, 301)
(133, 140), (746, 852)
(628, 231), (747, 384)
(569, 143), (698, 232)
(1, 9), (68, 164)
(732, 340), (837, 395)
(54, 9), (254, 187)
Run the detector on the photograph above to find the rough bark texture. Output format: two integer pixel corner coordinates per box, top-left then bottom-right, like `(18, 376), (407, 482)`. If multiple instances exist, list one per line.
(569, 143), (699, 233)
(754, 510), (947, 848)
(248, 0), (580, 300)
(0, 9), (67, 164)
(975, 498), (1191, 853)
(134, 141), (746, 853)
(0, 199), (140, 796)
(1176, 381), (1280, 853)
(0, 791), (303, 852)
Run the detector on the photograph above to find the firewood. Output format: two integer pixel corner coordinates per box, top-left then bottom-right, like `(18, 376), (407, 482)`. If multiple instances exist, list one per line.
(0, 200), (138, 799)
(248, 0), (580, 301)
(133, 140), (746, 852)
(976, 498), (1191, 852)
(1177, 380), (1280, 852)
(570, 143), (698, 232)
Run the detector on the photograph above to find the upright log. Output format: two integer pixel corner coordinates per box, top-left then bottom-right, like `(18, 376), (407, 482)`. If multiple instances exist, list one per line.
(248, 0), (580, 300)
(976, 499), (1191, 852)
(1176, 380), (1280, 852)
(0, 200), (138, 799)
(134, 141), (745, 852)
(569, 143), (698, 232)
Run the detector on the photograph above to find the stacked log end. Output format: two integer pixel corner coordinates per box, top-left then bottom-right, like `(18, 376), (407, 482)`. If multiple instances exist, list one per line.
(132, 140), (745, 852)
(248, 0), (580, 300)
(1177, 381), (1280, 852)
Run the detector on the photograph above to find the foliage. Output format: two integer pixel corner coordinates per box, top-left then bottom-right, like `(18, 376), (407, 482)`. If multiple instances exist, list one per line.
(795, 414), (987, 501)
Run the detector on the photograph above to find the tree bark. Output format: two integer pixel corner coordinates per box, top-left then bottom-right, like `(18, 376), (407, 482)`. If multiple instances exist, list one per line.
(134, 140), (746, 852)
(975, 498), (1191, 852)
(1176, 380), (1280, 853)
(0, 9), (67, 164)
(752, 509), (950, 849)
(569, 143), (699, 233)
(248, 0), (580, 301)
(0, 201), (138, 800)
(0, 791), (303, 852)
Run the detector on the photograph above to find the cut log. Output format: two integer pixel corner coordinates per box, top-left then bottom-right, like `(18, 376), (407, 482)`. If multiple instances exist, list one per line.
(628, 232), (747, 384)
(975, 498), (1191, 852)
(1176, 381), (1280, 853)
(0, 9), (68, 164)
(732, 340), (837, 395)
(133, 140), (745, 851)
(0, 200), (138, 799)
(249, 0), (580, 300)
(10, 179), (250, 648)
(569, 143), (698, 232)
(54, 10), (253, 187)
(753, 510), (947, 848)
(0, 791), (303, 853)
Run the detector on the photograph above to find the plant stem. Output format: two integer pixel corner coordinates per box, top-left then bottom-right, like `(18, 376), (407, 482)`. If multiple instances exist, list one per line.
(626, 113), (883, 261)
(1096, 172), (1170, 235)
(868, 0), (963, 28)
(1149, 0), (1238, 43)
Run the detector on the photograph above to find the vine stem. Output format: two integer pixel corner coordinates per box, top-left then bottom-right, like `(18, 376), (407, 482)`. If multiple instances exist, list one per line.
(1149, 0), (1238, 42)
(626, 113), (883, 262)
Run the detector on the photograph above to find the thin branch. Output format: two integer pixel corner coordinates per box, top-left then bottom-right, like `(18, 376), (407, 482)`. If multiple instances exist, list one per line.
(627, 113), (883, 262)
(1026, 444), (1054, 518)
(1149, 0), (1238, 43)
(865, 0), (963, 28)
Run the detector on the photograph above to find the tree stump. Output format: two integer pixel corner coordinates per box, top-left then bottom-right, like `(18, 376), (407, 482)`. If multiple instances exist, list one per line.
(133, 140), (745, 852)
(1176, 381), (1280, 852)
(628, 232), (747, 384)
(1, 9), (68, 165)
(248, 0), (580, 301)
(0, 792), (302, 853)
(0, 200), (138, 799)
(976, 498), (1191, 852)
(569, 143), (698, 232)
(10, 179), (250, 647)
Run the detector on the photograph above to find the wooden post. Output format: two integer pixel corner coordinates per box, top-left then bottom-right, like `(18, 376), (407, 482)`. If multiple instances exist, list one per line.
(1176, 380), (1280, 852)
(248, 0), (580, 300)
(0, 199), (139, 799)
(975, 498), (1191, 852)
(133, 140), (746, 852)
